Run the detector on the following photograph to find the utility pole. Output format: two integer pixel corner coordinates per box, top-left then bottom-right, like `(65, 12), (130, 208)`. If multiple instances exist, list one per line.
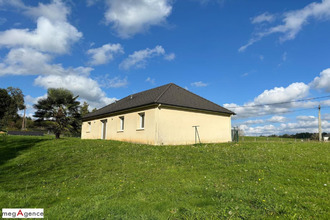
(318, 105), (322, 142)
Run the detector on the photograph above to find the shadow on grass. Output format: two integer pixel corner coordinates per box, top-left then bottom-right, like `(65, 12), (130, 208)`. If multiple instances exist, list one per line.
(0, 136), (46, 166)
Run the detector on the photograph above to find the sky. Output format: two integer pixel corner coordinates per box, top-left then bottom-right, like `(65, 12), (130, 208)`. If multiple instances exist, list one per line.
(0, 0), (330, 136)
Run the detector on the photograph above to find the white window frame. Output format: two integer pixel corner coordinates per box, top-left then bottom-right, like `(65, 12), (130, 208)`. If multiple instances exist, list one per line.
(119, 116), (124, 131)
(139, 112), (145, 129)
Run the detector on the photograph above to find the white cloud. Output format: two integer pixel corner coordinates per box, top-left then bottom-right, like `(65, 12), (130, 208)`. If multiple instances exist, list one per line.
(22, 94), (47, 119)
(239, 117), (330, 136)
(323, 113), (330, 120)
(251, 12), (275, 24)
(191, 81), (208, 87)
(87, 43), (124, 66)
(24, 0), (69, 22)
(0, 17), (82, 54)
(226, 67), (330, 135)
(105, 77), (128, 88)
(254, 82), (309, 104)
(321, 99), (330, 106)
(240, 0), (330, 51)
(104, 0), (172, 38)
(0, 48), (52, 76)
(243, 119), (264, 125)
(238, 38), (259, 53)
(0, 0), (25, 8)
(267, 115), (286, 123)
(225, 103), (277, 119)
(86, 0), (100, 7)
(24, 94), (46, 105)
(280, 119), (330, 134)
(164, 53), (175, 61)
(0, 48), (115, 110)
(224, 82), (315, 119)
(296, 115), (316, 121)
(239, 124), (278, 136)
(310, 68), (330, 92)
(96, 75), (128, 88)
(240, 116), (286, 126)
(0, 0), (115, 111)
(228, 68), (330, 135)
(34, 74), (116, 109)
(0, 48), (92, 76)
(1, 0), (69, 22)
(146, 77), (155, 85)
(0, 1), (82, 54)
(120, 45), (173, 70)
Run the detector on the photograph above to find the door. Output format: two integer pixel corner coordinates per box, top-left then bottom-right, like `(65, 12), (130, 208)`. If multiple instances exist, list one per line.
(101, 119), (107, 140)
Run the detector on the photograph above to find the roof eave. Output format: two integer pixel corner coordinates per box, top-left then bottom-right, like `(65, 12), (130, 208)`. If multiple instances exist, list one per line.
(82, 103), (158, 121)
(157, 103), (235, 116)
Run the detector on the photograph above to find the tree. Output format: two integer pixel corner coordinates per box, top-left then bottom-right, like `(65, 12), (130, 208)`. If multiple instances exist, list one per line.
(34, 88), (81, 139)
(80, 101), (90, 117)
(0, 87), (25, 130)
(0, 89), (12, 130)
(6, 87), (25, 118)
(0, 89), (11, 120)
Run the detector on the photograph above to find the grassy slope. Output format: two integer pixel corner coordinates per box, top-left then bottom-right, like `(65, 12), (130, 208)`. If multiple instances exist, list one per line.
(0, 136), (329, 219)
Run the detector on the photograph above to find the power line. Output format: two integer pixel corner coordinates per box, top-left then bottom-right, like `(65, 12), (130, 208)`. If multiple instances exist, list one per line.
(232, 106), (318, 119)
(234, 110), (325, 126)
(226, 95), (330, 109)
(232, 106), (330, 120)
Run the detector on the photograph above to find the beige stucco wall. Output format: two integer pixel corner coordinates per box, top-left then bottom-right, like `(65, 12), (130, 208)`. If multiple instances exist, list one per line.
(81, 106), (232, 145)
(155, 107), (232, 145)
(81, 119), (103, 139)
(81, 108), (157, 145)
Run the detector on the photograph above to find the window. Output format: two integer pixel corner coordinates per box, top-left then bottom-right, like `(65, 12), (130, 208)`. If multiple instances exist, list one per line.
(139, 113), (145, 129)
(119, 116), (124, 131)
(87, 122), (91, 133)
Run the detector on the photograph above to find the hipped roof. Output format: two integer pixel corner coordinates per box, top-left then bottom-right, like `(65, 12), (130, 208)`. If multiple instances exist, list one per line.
(83, 83), (235, 120)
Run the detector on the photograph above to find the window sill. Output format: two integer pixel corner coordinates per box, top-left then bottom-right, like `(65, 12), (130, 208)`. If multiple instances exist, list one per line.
(117, 130), (124, 133)
(136, 128), (145, 131)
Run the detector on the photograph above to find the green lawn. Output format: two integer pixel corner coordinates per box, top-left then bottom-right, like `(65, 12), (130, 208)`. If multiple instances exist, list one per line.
(0, 136), (329, 219)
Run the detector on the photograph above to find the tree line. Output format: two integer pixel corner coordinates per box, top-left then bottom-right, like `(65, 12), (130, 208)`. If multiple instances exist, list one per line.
(0, 87), (96, 138)
(267, 132), (329, 140)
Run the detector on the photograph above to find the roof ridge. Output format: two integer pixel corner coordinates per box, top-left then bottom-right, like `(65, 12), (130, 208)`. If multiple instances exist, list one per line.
(154, 83), (173, 102)
(122, 83), (171, 99)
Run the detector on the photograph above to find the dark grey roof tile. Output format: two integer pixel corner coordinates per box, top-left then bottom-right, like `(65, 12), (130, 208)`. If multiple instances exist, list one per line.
(83, 83), (234, 120)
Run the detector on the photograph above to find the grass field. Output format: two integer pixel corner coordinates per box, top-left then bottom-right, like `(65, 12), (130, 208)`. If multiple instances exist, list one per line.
(0, 136), (329, 219)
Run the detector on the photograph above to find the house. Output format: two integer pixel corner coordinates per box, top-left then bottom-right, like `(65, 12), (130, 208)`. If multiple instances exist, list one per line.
(324, 134), (330, 142)
(81, 83), (235, 145)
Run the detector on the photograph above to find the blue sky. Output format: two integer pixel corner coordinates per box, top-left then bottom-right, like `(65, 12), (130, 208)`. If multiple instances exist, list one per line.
(0, 0), (330, 135)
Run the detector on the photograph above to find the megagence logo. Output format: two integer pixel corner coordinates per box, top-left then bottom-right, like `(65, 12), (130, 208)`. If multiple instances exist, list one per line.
(2, 209), (44, 218)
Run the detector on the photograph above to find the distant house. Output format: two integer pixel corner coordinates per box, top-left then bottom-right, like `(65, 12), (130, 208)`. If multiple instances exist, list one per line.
(324, 134), (330, 142)
(81, 83), (235, 145)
